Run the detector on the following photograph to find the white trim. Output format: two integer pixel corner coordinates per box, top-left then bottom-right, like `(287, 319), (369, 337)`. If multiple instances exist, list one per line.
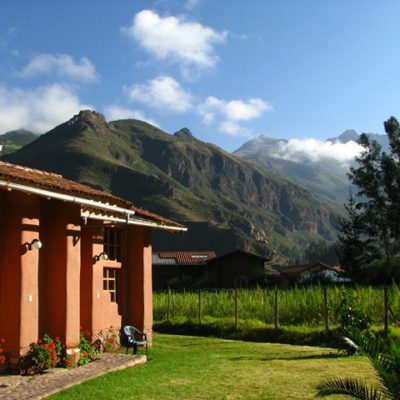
(0, 179), (186, 231)
(0, 179), (135, 217)
(81, 211), (187, 232)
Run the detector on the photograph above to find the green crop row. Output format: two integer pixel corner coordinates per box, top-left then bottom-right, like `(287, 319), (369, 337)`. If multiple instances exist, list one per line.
(153, 285), (400, 327)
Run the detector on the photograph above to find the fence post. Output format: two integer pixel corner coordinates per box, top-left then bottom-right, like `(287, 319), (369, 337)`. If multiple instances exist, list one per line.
(274, 285), (280, 329)
(198, 289), (202, 325)
(323, 285), (329, 335)
(167, 287), (171, 322)
(234, 286), (238, 329)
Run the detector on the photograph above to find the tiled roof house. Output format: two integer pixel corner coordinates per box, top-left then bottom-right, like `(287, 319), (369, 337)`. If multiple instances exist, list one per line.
(0, 161), (186, 367)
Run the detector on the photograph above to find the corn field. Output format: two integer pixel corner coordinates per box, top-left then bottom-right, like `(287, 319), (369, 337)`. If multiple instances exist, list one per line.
(153, 285), (400, 327)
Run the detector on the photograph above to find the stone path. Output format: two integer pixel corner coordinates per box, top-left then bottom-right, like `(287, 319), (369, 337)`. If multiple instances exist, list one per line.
(0, 353), (147, 399)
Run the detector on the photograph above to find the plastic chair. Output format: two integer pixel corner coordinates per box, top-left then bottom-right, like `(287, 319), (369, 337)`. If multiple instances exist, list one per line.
(122, 325), (148, 355)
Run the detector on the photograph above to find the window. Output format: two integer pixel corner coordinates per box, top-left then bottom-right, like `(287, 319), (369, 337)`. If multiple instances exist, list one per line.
(103, 227), (122, 262)
(103, 268), (119, 303)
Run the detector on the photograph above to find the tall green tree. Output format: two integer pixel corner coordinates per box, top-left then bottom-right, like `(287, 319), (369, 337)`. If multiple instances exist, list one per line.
(338, 116), (400, 335)
(336, 193), (377, 281)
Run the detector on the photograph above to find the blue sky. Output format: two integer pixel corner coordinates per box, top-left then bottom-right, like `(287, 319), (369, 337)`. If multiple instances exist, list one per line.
(1, 0), (400, 152)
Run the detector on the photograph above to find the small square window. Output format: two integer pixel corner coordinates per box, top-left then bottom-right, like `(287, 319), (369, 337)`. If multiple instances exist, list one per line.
(103, 268), (119, 303)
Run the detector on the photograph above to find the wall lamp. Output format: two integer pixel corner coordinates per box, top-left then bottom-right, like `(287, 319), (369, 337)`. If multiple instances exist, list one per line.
(94, 252), (108, 262)
(28, 239), (43, 251)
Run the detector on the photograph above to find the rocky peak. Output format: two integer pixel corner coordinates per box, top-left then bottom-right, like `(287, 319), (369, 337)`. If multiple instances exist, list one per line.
(174, 127), (196, 140)
(329, 130), (359, 143)
(67, 110), (108, 127)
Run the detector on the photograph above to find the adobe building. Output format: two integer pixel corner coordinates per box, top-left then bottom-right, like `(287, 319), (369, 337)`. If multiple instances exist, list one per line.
(207, 250), (268, 288)
(0, 161), (186, 366)
(152, 249), (268, 289)
(152, 251), (216, 290)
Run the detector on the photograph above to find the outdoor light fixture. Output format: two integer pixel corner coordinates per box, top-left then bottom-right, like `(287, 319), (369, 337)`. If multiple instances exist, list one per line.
(94, 252), (108, 262)
(28, 239), (42, 251)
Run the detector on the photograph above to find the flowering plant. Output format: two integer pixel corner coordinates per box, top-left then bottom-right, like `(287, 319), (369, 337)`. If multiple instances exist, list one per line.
(20, 334), (64, 374)
(29, 334), (63, 370)
(97, 326), (120, 352)
(0, 338), (7, 365)
(78, 332), (98, 366)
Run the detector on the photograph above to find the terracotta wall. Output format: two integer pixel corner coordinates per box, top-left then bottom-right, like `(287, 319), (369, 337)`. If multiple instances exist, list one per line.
(0, 191), (40, 359)
(80, 223), (122, 339)
(124, 225), (153, 343)
(39, 200), (81, 352)
(0, 187), (155, 359)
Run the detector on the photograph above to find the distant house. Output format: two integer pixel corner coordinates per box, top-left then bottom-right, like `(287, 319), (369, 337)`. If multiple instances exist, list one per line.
(152, 249), (268, 290)
(269, 262), (347, 286)
(152, 251), (216, 290)
(207, 250), (268, 288)
(0, 161), (186, 367)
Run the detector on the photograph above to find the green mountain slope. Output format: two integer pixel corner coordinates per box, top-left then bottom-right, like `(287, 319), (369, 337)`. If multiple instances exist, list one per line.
(2, 110), (340, 260)
(0, 129), (38, 155)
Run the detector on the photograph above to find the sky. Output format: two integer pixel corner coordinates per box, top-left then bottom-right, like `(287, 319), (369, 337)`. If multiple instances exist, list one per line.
(1, 0), (400, 154)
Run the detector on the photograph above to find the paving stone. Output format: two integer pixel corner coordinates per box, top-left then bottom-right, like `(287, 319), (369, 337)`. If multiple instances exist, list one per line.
(0, 353), (146, 399)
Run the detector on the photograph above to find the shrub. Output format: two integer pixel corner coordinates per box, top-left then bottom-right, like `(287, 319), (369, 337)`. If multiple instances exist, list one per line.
(317, 329), (400, 399)
(78, 333), (99, 366)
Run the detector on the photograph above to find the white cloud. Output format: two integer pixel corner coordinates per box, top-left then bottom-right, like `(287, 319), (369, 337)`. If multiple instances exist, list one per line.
(20, 53), (98, 83)
(104, 105), (159, 127)
(0, 84), (92, 134)
(272, 138), (364, 165)
(198, 96), (272, 136)
(225, 99), (271, 121)
(121, 10), (227, 74)
(219, 120), (246, 136)
(126, 75), (192, 113)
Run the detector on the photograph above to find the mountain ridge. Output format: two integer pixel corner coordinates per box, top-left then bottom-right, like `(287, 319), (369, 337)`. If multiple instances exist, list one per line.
(233, 130), (389, 205)
(1, 110), (340, 261)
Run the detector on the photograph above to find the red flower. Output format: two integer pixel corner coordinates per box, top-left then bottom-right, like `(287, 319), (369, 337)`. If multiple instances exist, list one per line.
(0, 338), (5, 343)
(55, 336), (60, 341)
(0, 347), (3, 353)
(37, 339), (43, 344)
(0, 355), (6, 364)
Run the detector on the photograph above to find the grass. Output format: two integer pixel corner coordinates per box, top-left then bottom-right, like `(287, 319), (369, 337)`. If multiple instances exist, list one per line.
(48, 333), (376, 400)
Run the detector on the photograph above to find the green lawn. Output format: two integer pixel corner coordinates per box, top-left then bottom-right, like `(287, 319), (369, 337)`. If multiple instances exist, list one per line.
(48, 334), (376, 400)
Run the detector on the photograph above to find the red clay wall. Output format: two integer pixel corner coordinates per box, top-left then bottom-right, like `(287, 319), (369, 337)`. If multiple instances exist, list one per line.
(0, 190), (40, 360)
(124, 225), (153, 343)
(38, 200), (81, 351)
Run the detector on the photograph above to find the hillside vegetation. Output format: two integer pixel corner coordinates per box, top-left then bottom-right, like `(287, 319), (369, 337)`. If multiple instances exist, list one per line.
(3, 110), (340, 259)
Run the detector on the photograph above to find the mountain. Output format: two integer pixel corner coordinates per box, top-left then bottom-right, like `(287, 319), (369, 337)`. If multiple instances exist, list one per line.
(2, 110), (340, 261)
(234, 131), (389, 206)
(234, 135), (351, 205)
(0, 129), (38, 155)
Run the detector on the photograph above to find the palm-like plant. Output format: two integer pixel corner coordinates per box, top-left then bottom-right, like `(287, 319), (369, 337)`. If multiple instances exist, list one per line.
(316, 330), (400, 399)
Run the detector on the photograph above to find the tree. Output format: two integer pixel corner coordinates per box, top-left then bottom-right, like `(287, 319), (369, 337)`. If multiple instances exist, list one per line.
(338, 116), (400, 335)
(305, 239), (338, 265)
(336, 192), (378, 282)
